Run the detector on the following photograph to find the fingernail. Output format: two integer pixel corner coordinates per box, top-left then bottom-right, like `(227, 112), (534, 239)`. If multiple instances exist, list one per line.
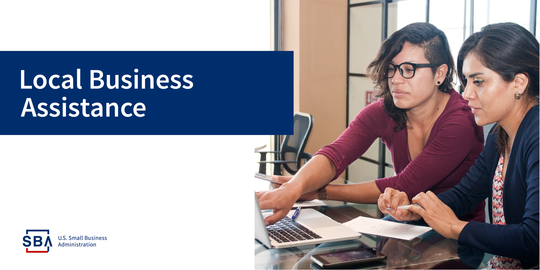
(265, 221), (269, 226)
(386, 203), (390, 208)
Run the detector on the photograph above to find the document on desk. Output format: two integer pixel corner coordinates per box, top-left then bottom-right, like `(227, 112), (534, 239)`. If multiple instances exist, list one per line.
(293, 199), (326, 208)
(342, 216), (432, 241)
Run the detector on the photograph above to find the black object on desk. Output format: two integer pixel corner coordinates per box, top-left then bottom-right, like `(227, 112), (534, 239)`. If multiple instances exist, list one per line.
(311, 247), (386, 268)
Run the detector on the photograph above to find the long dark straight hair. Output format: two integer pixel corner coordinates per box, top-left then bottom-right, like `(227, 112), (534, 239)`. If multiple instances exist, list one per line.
(457, 22), (539, 155)
(366, 22), (455, 132)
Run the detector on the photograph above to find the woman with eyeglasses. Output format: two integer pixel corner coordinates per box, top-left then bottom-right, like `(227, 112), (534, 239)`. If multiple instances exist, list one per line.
(257, 22), (485, 226)
(379, 22), (538, 268)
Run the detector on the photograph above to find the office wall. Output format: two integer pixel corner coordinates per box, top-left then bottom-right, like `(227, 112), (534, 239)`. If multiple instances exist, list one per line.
(282, 0), (348, 158)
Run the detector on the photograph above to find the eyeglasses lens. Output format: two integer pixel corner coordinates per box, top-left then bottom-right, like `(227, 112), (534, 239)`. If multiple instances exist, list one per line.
(387, 63), (415, 79)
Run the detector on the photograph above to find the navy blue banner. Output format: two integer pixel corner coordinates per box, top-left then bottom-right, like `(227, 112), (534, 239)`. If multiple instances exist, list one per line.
(0, 51), (293, 135)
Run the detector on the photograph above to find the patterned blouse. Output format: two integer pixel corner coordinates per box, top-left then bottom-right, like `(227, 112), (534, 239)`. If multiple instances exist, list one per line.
(487, 155), (522, 269)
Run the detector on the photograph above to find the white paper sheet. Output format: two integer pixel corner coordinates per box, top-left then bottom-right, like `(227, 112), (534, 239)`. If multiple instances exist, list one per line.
(293, 199), (326, 208)
(343, 216), (432, 241)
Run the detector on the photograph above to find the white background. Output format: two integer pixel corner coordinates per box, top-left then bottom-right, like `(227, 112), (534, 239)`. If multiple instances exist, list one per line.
(0, 1), (270, 269)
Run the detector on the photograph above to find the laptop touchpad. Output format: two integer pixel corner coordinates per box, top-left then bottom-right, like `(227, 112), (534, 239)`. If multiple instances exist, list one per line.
(291, 209), (341, 229)
(301, 217), (340, 229)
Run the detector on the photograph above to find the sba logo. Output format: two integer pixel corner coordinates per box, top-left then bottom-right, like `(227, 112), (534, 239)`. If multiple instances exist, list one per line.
(23, 229), (52, 253)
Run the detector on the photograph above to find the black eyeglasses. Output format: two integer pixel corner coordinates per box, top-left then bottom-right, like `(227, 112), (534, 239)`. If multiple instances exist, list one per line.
(386, 62), (440, 79)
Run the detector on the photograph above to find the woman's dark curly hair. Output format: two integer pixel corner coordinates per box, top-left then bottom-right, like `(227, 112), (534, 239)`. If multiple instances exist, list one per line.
(366, 22), (455, 132)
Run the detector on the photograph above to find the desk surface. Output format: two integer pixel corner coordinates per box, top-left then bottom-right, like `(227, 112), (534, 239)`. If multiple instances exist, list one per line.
(255, 203), (486, 269)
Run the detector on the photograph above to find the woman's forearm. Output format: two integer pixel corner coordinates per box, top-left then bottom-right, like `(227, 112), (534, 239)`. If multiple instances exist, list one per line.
(284, 154), (337, 196)
(283, 155), (382, 204)
(326, 181), (382, 203)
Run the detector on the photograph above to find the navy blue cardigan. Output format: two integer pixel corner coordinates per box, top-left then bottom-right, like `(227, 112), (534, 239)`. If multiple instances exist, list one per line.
(438, 105), (539, 266)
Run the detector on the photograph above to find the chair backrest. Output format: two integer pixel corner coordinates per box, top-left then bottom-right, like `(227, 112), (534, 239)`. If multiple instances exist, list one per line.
(280, 112), (314, 175)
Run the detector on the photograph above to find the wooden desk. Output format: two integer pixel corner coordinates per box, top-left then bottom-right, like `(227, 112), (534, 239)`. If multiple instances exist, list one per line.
(255, 203), (485, 269)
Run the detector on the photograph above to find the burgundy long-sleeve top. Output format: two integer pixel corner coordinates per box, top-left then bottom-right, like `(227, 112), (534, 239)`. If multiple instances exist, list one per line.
(316, 90), (486, 222)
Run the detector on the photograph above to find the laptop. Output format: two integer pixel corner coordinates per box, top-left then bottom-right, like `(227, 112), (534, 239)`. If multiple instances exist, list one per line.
(255, 193), (361, 249)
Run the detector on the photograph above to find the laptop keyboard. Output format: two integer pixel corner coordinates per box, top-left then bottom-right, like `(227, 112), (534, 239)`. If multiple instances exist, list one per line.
(266, 216), (322, 243)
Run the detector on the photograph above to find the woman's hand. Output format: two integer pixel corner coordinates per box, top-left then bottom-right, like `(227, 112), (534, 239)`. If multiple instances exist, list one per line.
(257, 155), (338, 226)
(377, 188), (422, 221)
(271, 175), (317, 201)
(256, 186), (299, 225)
(270, 175), (292, 188)
(408, 191), (467, 240)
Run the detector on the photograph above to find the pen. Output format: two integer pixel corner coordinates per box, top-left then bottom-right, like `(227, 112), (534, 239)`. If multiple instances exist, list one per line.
(291, 207), (302, 221)
(386, 203), (423, 211)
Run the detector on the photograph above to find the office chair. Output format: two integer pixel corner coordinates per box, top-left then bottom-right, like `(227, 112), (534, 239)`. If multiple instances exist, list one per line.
(257, 112), (314, 175)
